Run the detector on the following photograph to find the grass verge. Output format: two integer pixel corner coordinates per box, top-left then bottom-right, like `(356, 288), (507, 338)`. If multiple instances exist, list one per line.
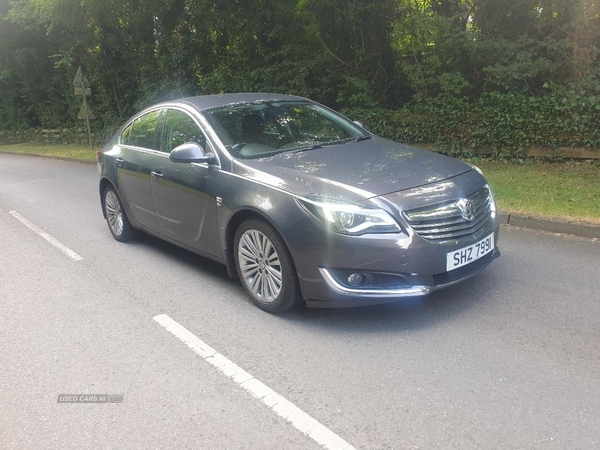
(1, 143), (598, 223)
(0, 143), (97, 161)
(477, 160), (600, 223)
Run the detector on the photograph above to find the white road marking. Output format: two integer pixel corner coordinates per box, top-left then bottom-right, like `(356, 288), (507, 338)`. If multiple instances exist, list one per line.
(153, 314), (357, 450)
(9, 210), (83, 262)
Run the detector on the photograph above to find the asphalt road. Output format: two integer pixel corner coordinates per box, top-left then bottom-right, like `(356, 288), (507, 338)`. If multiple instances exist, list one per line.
(0, 153), (599, 450)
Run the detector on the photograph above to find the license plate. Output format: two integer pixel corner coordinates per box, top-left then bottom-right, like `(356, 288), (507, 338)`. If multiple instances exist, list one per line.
(446, 233), (494, 272)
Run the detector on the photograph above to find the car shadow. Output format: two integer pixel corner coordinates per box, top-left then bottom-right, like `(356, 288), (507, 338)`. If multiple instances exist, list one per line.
(133, 231), (232, 279)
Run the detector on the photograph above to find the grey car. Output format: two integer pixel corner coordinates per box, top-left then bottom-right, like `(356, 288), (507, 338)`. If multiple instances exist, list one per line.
(98, 93), (500, 312)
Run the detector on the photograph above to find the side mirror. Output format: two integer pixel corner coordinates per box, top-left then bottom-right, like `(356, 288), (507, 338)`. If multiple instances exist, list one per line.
(169, 142), (215, 164)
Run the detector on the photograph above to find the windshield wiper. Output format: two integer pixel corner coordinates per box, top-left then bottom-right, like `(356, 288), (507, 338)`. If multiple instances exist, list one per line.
(286, 135), (371, 154)
(324, 135), (372, 146)
(289, 144), (323, 153)
(353, 135), (372, 143)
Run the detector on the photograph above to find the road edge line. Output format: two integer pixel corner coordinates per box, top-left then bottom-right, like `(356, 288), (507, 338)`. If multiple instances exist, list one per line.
(9, 210), (83, 261)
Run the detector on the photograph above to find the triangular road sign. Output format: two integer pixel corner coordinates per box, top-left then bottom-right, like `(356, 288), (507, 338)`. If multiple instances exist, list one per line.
(78, 97), (95, 119)
(73, 66), (91, 95)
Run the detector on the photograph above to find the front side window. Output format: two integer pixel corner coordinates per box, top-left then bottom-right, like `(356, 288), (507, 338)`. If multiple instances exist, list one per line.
(128, 110), (161, 150)
(162, 109), (206, 153)
(204, 101), (366, 159)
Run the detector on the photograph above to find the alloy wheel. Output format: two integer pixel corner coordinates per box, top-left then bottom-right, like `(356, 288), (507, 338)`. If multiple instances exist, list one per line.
(237, 229), (283, 303)
(104, 190), (124, 237)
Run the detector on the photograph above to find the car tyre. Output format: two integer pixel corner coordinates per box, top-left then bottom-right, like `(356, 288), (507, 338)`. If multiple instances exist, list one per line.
(234, 219), (300, 313)
(103, 185), (133, 242)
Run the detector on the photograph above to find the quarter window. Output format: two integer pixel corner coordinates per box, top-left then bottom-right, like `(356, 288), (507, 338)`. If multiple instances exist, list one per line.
(162, 109), (206, 153)
(120, 122), (132, 145)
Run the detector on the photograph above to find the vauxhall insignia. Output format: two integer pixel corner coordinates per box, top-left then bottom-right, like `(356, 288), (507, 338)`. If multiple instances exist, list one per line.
(98, 93), (500, 312)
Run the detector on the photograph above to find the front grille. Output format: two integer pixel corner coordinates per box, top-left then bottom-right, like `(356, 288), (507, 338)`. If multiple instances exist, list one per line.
(371, 273), (409, 287)
(433, 251), (495, 286)
(403, 186), (494, 242)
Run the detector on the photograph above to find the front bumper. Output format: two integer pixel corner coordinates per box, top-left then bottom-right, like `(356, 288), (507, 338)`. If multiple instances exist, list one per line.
(308, 248), (500, 308)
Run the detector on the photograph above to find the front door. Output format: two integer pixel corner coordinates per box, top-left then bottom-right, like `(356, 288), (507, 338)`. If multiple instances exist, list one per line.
(150, 108), (221, 257)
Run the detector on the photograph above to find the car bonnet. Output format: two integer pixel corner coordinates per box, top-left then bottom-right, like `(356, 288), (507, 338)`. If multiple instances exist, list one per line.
(233, 137), (472, 202)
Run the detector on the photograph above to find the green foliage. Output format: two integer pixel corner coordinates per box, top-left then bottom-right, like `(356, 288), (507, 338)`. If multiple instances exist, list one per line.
(0, 0), (599, 157)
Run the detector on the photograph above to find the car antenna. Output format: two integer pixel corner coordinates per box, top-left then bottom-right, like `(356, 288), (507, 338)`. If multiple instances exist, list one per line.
(175, 81), (184, 98)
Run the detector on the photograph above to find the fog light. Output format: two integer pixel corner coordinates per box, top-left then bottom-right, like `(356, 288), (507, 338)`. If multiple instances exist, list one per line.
(347, 273), (364, 286)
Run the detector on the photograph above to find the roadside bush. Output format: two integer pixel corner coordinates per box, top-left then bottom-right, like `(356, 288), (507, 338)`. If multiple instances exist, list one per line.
(346, 84), (600, 159)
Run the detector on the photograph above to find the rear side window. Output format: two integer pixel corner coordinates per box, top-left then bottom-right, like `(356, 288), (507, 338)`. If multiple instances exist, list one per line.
(162, 109), (206, 153)
(128, 110), (161, 150)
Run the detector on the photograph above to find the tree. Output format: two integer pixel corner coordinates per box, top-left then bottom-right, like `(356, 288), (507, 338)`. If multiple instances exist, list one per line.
(0, 0), (598, 134)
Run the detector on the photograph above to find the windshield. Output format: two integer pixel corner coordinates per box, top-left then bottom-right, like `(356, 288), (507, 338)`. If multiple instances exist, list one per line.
(204, 101), (368, 159)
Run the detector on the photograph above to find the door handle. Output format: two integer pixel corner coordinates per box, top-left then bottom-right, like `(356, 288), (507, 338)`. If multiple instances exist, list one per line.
(115, 158), (124, 167)
(151, 171), (164, 178)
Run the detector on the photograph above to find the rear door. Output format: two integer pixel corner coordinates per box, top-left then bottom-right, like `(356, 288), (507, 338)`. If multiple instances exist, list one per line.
(149, 108), (222, 257)
(117, 109), (162, 231)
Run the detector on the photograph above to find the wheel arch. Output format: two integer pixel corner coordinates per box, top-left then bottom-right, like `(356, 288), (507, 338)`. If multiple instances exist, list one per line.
(99, 177), (114, 219)
(224, 208), (291, 279)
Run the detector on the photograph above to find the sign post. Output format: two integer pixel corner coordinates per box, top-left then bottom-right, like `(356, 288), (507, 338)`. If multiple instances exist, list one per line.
(73, 66), (95, 151)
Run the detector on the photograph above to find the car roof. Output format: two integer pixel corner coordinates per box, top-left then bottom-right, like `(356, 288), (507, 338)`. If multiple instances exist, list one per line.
(163, 93), (307, 111)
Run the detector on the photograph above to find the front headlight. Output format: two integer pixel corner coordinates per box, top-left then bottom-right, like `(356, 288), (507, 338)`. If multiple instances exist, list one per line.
(469, 163), (485, 177)
(486, 184), (497, 219)
(297, 197), (402, 235)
